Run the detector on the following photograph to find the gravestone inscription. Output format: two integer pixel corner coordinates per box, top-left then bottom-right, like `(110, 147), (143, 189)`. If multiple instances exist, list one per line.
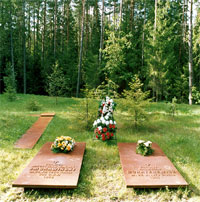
(13, 142), (86, 188)
(118, 142), (188, 188)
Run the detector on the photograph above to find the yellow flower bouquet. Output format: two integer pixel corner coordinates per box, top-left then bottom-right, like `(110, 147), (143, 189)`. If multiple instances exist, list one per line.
(51, 136), (75, 153)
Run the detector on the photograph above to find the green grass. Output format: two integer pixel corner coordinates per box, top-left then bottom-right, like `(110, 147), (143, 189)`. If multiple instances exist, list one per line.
(0, 94), (200, 202)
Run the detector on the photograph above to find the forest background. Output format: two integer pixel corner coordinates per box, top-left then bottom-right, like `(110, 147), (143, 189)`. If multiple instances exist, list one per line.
(0, 0), (200, 104)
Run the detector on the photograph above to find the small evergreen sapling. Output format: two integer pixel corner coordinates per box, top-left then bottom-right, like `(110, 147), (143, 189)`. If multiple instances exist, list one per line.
(47, 62), (66, 104)
(169, 97), (177, 117)
(26, 99), (41, 111)
(192, 87), (200, 105)
(82, 86), (98, 130)
(94, 78), (119, 99)
(3, 63), (16, 102)
(122, 75), (150, 127)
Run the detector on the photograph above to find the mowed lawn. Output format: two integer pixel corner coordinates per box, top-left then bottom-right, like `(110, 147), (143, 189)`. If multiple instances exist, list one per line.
(0, 94), (200, 202)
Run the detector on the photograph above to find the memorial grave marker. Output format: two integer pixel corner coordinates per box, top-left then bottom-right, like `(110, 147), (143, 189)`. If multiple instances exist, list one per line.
(14, 113), (55, 149)
(13, 142), (86, 188)
(118, 142), (188, 188)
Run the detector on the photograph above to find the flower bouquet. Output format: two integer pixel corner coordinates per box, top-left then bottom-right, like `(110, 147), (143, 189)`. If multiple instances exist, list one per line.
(136, 140), (154, 156)
(51, 136), (75, 153)
(93, 96), (117, 141)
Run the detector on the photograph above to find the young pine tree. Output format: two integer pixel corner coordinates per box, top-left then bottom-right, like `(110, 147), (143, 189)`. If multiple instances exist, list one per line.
(3, 63), (16, 101)
(122, 75), (150, 128)
(47, 62), (66, 104)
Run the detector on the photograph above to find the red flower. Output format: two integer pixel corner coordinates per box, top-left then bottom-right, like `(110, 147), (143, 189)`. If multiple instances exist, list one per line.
(107, 135), (110, 139)
(106, 132), (110, 136)
(98, 130), (101, 135)
(113, 124), (115, 129)
(103, 127), (107, 132)
(109, 124), (112, 129)
(100, 110), (102, 113)
(96, 135), (99, 139)
(102, 134), (106, 141)
(111, 133), (114, 137)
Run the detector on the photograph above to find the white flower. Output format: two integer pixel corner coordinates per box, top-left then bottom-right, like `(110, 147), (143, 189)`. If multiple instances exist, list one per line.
(98, 126), (102, 131)
(144, 142), (151, 147)
(114, 121), (116, 125)
(105, 115), (109, 120)
(97, 119), (100, 124)
(100, 116), (104, 121)
(138, 140), (145, 144)
(145, 141), (152, 147)
(93, 121), (97, 127)
(103, 105), (107, 114)
(109, 120), (113, 124)
(106, 121), (109, 125)
(102, 119), (106, 124)
(110, 99), (113, 103)
(106, 96), (109, 101)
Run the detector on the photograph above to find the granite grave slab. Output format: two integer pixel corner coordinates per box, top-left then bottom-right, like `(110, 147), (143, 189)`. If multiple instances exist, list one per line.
(118, 142), (188, 188)
(13, 142), (86, 188)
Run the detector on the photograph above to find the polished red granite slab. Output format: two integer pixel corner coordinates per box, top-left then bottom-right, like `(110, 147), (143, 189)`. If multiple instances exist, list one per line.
(13, 142), (86, 188)
(118, 143), (188, 188)
(14, 114), (55, 149)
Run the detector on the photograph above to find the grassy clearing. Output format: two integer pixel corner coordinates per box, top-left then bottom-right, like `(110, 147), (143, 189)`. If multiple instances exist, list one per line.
(0, 94), (200, 202)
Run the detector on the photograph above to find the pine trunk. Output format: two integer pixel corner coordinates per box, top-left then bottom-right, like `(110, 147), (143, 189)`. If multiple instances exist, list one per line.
(23, 0), (26, 94)
(188, 0), (193, 105)
(36, 1), (40, 52)
(33, 3), (36, 60)
(99, 0), (104, 65)
(85, 4), (89, 51)
(67, 1), (71, 44)
(142, 0), (146, 67)
(130, 0), (135, 32)
(120, 0), (123, 26)
(54, 0), (57, 58)
(114, 1), (116, 30)
(42, 0), (47, 65)
(153, 0), (158, 101)
(9, 2), (15, 86)
(76, 0), (85, 98)
(28, 4), (31, 52)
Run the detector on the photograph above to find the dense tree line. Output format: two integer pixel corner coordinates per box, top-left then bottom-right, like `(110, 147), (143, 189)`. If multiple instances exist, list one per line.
(0, 0), (200, 103)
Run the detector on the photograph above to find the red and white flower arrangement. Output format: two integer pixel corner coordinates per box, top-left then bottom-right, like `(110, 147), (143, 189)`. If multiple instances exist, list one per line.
(93, 96), (117, 141)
